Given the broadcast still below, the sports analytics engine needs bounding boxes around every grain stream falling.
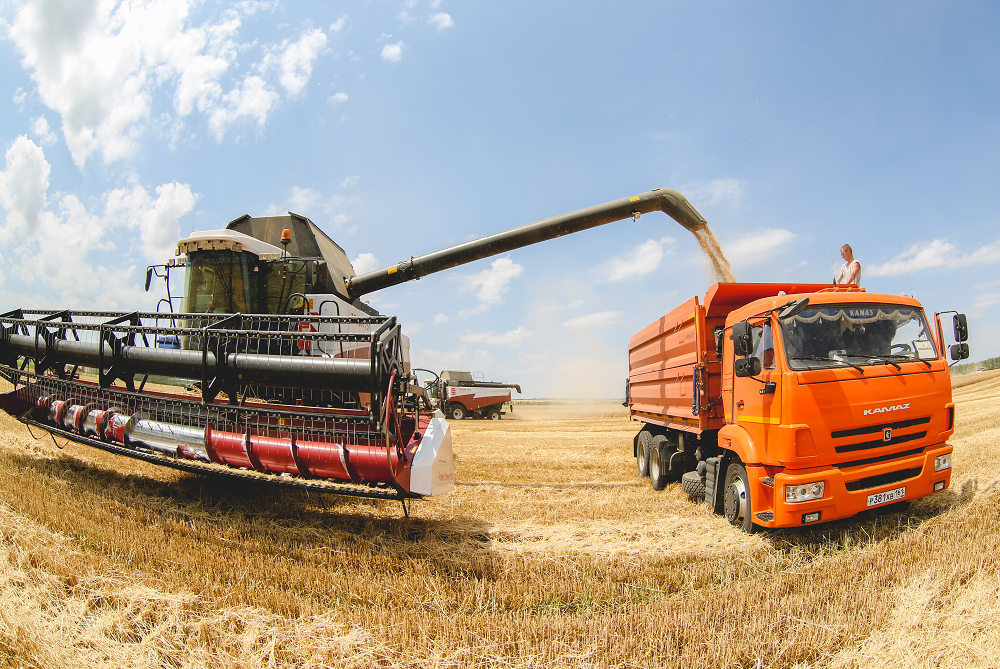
[689,222,736,282]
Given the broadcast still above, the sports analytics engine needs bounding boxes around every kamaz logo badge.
[863,403,910,416]
[883,428,892,442]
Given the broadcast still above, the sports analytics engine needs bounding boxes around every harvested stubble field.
[0,376,998,668]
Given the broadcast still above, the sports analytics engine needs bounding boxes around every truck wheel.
[488,410,501,420]
[681,471,706,497]
[637,432,652,478]
[451,406,465,420]
[723,462,758,533]
[649,436,670,491]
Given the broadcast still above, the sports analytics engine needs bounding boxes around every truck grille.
[830,416,931,453]
[836,447,924,469]
[835,430,927,454]
[845,466,922,492]
[831,416,930,440]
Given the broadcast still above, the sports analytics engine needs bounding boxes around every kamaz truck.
[627,282,969,532]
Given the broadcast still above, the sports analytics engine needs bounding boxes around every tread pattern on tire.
[681,470,706,497]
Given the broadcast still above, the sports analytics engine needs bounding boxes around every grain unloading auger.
[0,188,707,507]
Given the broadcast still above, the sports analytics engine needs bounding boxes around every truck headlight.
[934,454,952,472]
[785,481,825,503]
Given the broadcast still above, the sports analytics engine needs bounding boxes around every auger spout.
[345,188,707,298]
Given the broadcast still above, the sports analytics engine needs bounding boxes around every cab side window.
[751,323,776,370]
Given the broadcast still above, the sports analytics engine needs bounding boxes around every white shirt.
[837,259,861,284]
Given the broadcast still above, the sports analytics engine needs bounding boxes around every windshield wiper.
[880,353,932,369]
[868,357,902,371]
[791,356,865,374]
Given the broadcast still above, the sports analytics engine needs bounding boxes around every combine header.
[0,188,709,508]
[0,309,452,505]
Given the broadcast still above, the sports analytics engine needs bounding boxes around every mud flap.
[704,456,720,509]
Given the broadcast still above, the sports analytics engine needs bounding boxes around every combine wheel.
[637,431,652,478]
[487,410,501,421]
[649,435,670,491]
[681,471,706,498]
[723,462,757,533]
[451,406,466,420]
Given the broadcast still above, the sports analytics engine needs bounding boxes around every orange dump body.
[628,283,955,529]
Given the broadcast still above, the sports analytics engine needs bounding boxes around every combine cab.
[0,189,710,508]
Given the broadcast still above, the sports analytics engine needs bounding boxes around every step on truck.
[627,282,970,532]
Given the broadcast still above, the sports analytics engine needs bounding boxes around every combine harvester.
[417,370,521,420]
[0,189,708,510]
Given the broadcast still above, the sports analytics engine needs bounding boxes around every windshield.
[183,250,256,314]
[779,303,938,370]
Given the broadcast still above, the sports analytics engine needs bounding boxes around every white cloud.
[340,175,360,187]
[683,178,747,207]
[328,92,348,106]
[207,75,278,142]
[266,186,350,230]
[279,29,327,96]
[434,312,448,324]
[973,292,1000,311]
[414,345,494,371]
[9,0,302,166]
[451,256,523,307]
[722,228,795,266]
[430,0,442,8]
[381,42,405,62]
[0,136,49,245]
[31,117,57,145]
[866,239,1000,277]
[352,252,380,274]
[0,136,195,307]
[460,326,533,347]
[428,13,454,31]
[596,237,675,282]
[330,15,348,32]
[10,0,244,167]
[562,311,624,328]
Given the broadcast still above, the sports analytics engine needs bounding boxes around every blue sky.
[0,0,997,397]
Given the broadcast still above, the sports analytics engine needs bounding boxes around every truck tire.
[451,406,465,420]
[637,431,652,478]
[723,462,758,533]
[488,410,501,420]
[649,436,670,491]
[681,470,706,497]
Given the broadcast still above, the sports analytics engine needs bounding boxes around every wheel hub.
[725,478,748,524]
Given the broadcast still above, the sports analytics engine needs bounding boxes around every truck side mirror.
[950,343,970,361]
[954,314,968,342]
[730,322,752,357]
[145,267,154,292]
[735,357,762,377]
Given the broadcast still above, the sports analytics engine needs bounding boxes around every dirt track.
[0,382,997,667]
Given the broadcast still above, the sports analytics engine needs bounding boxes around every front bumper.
[756,442,953,528]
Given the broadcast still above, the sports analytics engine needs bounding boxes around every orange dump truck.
[627,283,970,532]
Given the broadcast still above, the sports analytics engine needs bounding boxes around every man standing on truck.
[836,244,862,285]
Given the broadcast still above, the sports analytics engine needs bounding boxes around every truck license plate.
[867,486,906,507]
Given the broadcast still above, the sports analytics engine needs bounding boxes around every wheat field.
[0,374,998,668]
